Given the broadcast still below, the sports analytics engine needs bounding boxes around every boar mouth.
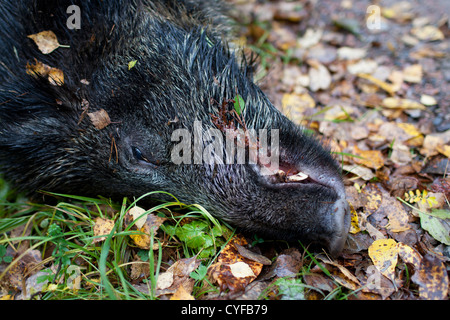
[253,161,351,257]
[258,162,328,189]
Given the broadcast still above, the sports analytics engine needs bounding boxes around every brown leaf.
[27,30,61,54]
[92,217,115,243]
[88,109,111,130]
[153,257,201,297]
[316,255,360,291]
[411,254,449,300]
[264,248,302,279]
[234,243,272,265]
[7,249,43,291]
[208,234,263,292]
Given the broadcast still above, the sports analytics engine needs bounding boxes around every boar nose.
[327,197,351,257]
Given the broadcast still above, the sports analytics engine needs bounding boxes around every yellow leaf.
[352,145,384,170]
[349,205,361,234]
[382,97,426,110]
[368,239,398,281]
[281,92,315,125]
[26,59,64,86]
[27,30,61,54]
[357,73,396,95]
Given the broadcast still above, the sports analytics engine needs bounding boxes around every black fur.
[0,0,350,255]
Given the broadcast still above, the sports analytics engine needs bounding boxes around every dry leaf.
[347,59,377,75]
[308,62,331,91]
[92,217,115,243]
[27,30,61,54]
[352,145,384,170]
[411,25,444,41]
[234,243,272,265]
[337,47,366,60]
[26,59,64,86]
[88,109,111,130]
[420,94,437,106]
[281,92,315,125]
[156,271,174,290]
[357,73,396,95]
[397,242,422,270]
[411,254,449,300]
[343,164,375,181]
[402,64,422,83]
[208,234,263,292]
[126,210,167,250]
[381,97,426,110]
[349,205,361,234]
[128,206,147,229]
[263,248,302,279]
[170,284,195,300]
[229,262,255,278]
[368,238,398,282]
[297,28,322,48]
[316,255,360,291]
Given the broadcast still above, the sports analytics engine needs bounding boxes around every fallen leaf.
[208,234,263,292]
[411,254,449,300]
[402,64,422,83]
[384,196,411,232]
[7,249,43,291]
[368,239,398,282]
[343,164,375,181]
[420,131,450,157]
[170,284,195,300]
[337,47,366,60]
[420,94,437,106]
[156,271,174,290]
[297,28,322,48]
[347,59,377,75]
[281,92,315,125]
[234,243,272,265]
[26,59,64,86]
[263,248,302,279]
[362,183,383,215]
[352,145,384,170]
[411,25,445,41]
[381,97,426,110]
[397,242,422,270]
[126,209,167,250]
[316,255,360,291]
[92,217,115,243]
[308,61,331,91]
[357,73,396,95]
[418,211,450,245]
[88,109,111,130]
[27,30,61,54]
[128,206,147,229]
[349,205,361,234]
[229,261,255,278]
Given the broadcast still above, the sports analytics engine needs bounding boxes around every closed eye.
[132,146,152,163]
